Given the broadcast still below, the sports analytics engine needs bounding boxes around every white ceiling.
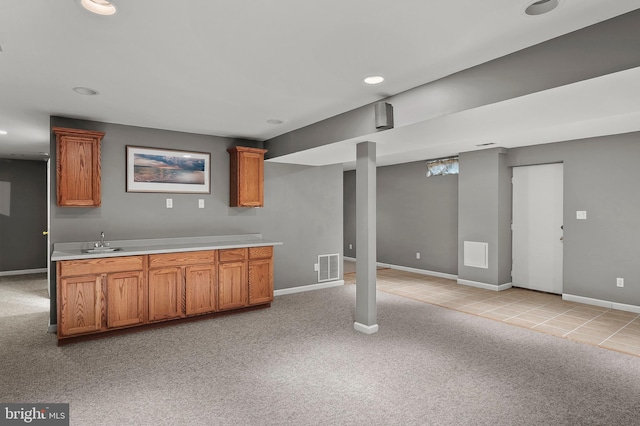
[1,0,640,162]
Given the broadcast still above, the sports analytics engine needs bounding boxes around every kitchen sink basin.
[82,247,123,254]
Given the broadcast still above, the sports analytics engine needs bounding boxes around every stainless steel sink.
[82,247,123,254]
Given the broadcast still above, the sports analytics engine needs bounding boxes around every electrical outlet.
[166,198,173,208]
[349,244,353,250]
[198,199,204,208]
[617,278,624,288]
[416,252,420,259]
[314,263,319,272]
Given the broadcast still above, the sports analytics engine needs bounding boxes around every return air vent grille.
[318,254,340,282]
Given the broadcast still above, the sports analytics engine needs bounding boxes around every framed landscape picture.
[126,146,211,193]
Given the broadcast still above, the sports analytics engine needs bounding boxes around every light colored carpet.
[2,275,640,425]
[0,273,49,318]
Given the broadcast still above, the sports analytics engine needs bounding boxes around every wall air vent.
[318,254,340,282]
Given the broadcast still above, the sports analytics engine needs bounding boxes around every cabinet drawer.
[149,250,215,268]
[219,248,246,262]
[249,246,273,260]
[59,255,144,277]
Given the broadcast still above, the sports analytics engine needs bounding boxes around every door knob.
[42,231,48,236]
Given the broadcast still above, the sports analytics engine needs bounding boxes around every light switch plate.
[166,198,173,209]
[576,211,587,220]
[198,199,204,208]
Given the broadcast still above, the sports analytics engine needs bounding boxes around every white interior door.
[512,163,563,294]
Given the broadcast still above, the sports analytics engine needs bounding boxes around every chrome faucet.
[95,231,108,248]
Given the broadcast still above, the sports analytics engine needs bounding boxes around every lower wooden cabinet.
[148,267,183,322]
[58,274,102,337]
[56,247,274,342]
[185,264,217,316]
[249,247,274,305]
[218,260,248,311]
[106,271,145,329]
[57,255,145,338]
[218,247,274,310]
[148,251,217,320]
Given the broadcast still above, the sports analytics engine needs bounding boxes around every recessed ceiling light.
[73,87,99,96]
[266,119,283,125]
[0,130,7,135]
[364,76,384,85]
[80,0,117,15]
[524,0,559,16]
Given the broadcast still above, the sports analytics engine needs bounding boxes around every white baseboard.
[274,280,344,296]
[457,279,512,292]
[563,294,640,314]
[354,322,379,334]
[611,302,640,314]
[343,257,457,281]
[376,262,458,280]
[0,268,47,277]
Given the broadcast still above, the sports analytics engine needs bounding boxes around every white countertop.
[51,234,282,261]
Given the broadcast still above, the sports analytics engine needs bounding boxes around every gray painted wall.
[344,160,458,275]
[497,151,513,285]
[457,148,512,286]
[0,159,48,272]
[264,162,344,289]
[343,170,356,259]
[49,117,342,325]
[345,132,640,308]
[508,133,640,305]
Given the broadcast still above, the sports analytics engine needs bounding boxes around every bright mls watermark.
[0,404,68,426]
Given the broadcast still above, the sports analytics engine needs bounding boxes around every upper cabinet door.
[227,146,267,207]
[53,127,104,207]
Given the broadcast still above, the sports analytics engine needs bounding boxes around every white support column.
[354,141,378,334]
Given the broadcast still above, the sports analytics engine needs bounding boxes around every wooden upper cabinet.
[53,127,104,207]
[227,146,267,207]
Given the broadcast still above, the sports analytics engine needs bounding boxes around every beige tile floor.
[344,264,640,357]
